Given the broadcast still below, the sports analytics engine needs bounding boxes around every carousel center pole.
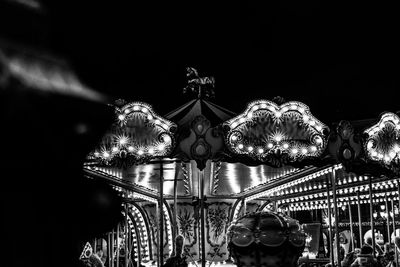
[200,169,206,267]
[357,192,363,248]
[325,173,334,265]
[368,176,376,258]
[331,168,341,267]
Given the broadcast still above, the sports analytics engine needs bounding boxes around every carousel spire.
[183,67,215,99]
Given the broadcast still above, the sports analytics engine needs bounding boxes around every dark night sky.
[2,0,399,124]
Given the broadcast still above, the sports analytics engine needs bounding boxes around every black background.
[2,0,399,123]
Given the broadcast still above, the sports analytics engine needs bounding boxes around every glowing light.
[239,117,246,123]
[141,107,148,113]
[298,107,305,113]
[367,140,374,149]
[394,145,400,152]
[148,148,154,154]
[247,146,254,152]
[309,120,316,126]
[103,151,110,158]
[158,143,165,151]
[163,135,171,143]
[137,150,144,155]
[231,135,238,141]
[231,122,238,128]
[371,150,377,157]
[315,136,323,144]
[290,104,297,110]
[128,146,134,152]
[291,148,298,154]
[94,152,100,157]
[154,119,160,124]
[124,109,130,114]
[252,105,259,111]
[112,146,119,152]
[267,143,273,148]
[389,151,396,158]
[118,114,125,121]
[133,105,140,111]
[283,143,289,149]
[247,112,253,119]
[384,155,391,162]
[316,125,323,131]
[238,144,244,149]
[147,114,153,120]
[303,115,309,122]
[274,134,283,142]
[118,136,129,145]
[258,148,264,154]
[275,112,282,118]
[301,148,308,154]
[310,146,317,152]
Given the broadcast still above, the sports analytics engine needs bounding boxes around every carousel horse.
[227,211,305,267]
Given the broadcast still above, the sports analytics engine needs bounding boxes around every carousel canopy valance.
[88,101,177,166]
[223,99,329,167]
[364,112,400,167]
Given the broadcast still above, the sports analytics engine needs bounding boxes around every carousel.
[77,68,400,267]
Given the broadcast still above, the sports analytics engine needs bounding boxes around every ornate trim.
[224,100,329,166]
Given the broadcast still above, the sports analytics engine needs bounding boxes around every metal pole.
[357,192,363,248]
[125,205,129,267]
[385,193,391,244]
[348,201,355,251]
[159,161,164,266]
[331,168,341,267]
[392,199,398,267]
[200,170,206,267]
[173,165,178,254]
[108,233,111,267]
[369,176,376,258]
[111,228,115,267]
[326,174,334,265]
[116,224,120,267]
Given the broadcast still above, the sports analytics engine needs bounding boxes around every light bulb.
[118,114,125,121]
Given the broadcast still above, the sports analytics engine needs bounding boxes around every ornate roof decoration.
[364,112,400,167]
[88,101,177,166]
[223,99,329,166]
